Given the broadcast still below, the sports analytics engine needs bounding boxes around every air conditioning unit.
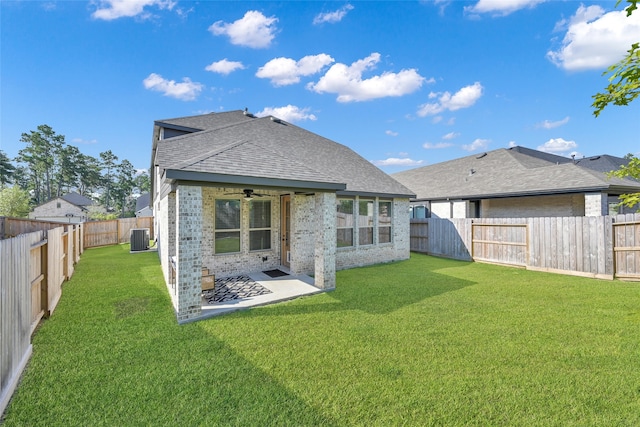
[130,228,149,252]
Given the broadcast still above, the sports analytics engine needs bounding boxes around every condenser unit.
[130,228,150,252]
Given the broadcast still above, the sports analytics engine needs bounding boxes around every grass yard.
[2,246,640,426]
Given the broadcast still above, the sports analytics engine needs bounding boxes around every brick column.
[314,192,336,290]
[175,185,202,323]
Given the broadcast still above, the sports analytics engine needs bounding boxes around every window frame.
[378,200,393,244]
[358,198,374,246]
[249,199,272,252]
[336,198,355,248]
[214,198,241,254]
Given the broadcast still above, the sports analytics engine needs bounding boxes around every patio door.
[281,195,291,268]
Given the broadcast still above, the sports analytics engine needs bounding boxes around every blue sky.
[1,0,639,175]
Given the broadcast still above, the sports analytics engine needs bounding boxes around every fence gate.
[613,219,640,280]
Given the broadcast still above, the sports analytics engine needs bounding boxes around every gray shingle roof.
[61,192,93,207]
[136,193,150,211]
[154,111,414,197]
[392,147,640,201]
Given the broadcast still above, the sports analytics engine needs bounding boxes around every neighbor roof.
[153,110,414,198]
[392,146,640,201]
[135,193,150,212]
[61,192,94,207]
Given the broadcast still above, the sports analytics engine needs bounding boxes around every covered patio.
[198,269,323,320]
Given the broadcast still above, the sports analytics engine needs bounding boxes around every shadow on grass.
[3,244,338,426]
[256,253,477,317]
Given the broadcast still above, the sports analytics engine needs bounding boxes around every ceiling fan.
[224,189,266,200]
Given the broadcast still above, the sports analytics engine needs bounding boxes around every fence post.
[40,232,49,317]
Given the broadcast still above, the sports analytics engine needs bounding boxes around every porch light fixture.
[244,195,253,201]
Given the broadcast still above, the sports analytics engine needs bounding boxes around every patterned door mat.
[202,275,272,303]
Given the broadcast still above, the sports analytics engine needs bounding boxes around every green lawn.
[3,246,639,426]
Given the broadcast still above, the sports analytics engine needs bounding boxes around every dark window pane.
[250,200,271,228]
[215,231,240,253]
[215,200,240,229]
[250,230,271,251]
[379,227,391,244]
[359,227,373,245]
[337,228,353,247]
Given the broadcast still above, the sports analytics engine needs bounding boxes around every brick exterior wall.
[175,185,202,322]
[336,198,411,270]
[30,198,88,222]
[201,187,282,277]
[481,194,585,218]
[584,192,607,216]
[314,192,336,289]
[290,194,315,274]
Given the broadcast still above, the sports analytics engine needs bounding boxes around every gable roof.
[136,193,150,212]
[61,192,93,207]
[153,110,414,198]
[392,146,640,201]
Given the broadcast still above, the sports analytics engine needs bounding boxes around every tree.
[99,150,118,211]
[133,171,150,194]
[112,159,136,217]
[608,155,640,210]
[592,0,640,117]
[0,186,31,217]
[16,124,65,204]
[0,150,16,186]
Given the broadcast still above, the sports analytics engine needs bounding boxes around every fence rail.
[410,214,640,280]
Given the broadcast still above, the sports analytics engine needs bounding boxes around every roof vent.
[469,168,476,176]
[476,153,487,159]
[589,156,601,161]
[243,108,255,118]
[270,116,282,123]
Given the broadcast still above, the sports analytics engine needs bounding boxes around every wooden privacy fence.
[0,223,81,415]
[83,216,154,248]
[410,213,640,280]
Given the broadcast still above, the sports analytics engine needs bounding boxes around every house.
[135,193,153,217]
[29,192,94,223]
[392,146,640,219]
[151,110,414,323]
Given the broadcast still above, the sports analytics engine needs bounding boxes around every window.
[249,200,271,251]
[336,199,354,247]
[378,201,392,244]
[358,199,374,245]
[214,199,240,254]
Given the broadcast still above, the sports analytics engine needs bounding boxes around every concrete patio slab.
[197,271,324,320]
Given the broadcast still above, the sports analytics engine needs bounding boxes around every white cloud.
[442,131,460,140]
[462,138,490,151]
[508,141,517,147]
[92,0,175,20]
[423,142,454,149]
[313,4,354,25]
[308,53,427,102]
[209,10,278,49]
[205,59,245,75]
[255,105,317,122]
[464,0,546,16]
[385,130,399,137]
[256,54,335,86]
[536,116,570,129]
[143,73,203,101]
[373,157,424,167]
[537,137,577,154]
[547,5,640,71]
[72,138,98,145]
[417,82,483,116]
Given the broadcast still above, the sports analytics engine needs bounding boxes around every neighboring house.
[30,192,95,223]
[135,193,153,217]
[392,146,640,219]
[151,110,414,323]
